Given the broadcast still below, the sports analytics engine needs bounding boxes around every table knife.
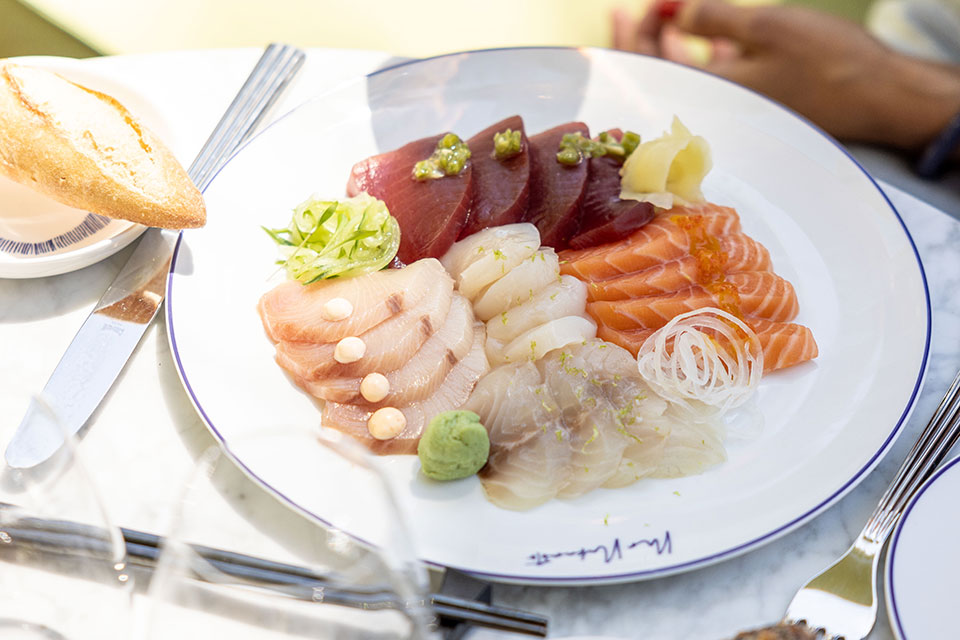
[5,44,305,469]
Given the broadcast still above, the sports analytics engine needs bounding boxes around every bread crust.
[0,62,205,229]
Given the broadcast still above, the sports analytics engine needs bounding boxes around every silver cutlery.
[5,44,305,469]
[777,368,960,640]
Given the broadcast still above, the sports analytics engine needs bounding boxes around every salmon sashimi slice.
[596,317,818,373]
[568,154,655,250]
[559,203,742,281]
[321,327,489,455]
[523,122,590,248]
[347,133,473,263]
[584,234,772,301]
[273,273,453,381]
[258,258,450,343]
[299,296,475,404]
[586,271,799,331]
[459,115,531,238]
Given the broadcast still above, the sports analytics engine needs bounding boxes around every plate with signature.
[166,48,929,584]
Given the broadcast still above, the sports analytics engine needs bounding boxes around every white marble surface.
[1,49,959,639]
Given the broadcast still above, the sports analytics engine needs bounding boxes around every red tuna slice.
[523,122,590,249]
[569,154,655,250]
[347,134,473,263]
[459,115,531,238]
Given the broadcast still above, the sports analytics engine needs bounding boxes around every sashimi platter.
[167,49,929,583]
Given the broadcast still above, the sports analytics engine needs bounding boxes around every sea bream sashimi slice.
[465,364,571,511]
[459,115,531,238]
[568,153,655,250]
[346,133,473,263]
[596,317,818,373]
[584,234,772,301]
[586,271,800,331]
[559,203,742,281]
[299,295,475,404]
[440,223,540,300]
[258,258,450,343]
[523,122,590,249]
[486,315,597,365]
[273,271,454,381]
[320,327,489,455]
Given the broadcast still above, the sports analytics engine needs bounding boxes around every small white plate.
[167,48,930,584]
[0,57,182,278]
[886,454,960,640]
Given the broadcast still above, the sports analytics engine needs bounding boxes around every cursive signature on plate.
[526,531,672,567]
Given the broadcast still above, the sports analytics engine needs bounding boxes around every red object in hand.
[658,0,684,20]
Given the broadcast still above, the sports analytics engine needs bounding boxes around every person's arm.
[612,0,960,152]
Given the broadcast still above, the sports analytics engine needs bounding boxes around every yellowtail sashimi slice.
[303,295,474,404]
[259,258,449,342]
[274,273,453,381]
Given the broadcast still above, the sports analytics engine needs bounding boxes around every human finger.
[674,0,760,45]
[612,6,660,56]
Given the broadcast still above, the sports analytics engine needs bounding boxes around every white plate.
[886,455,960,640]
[0,57,182,278]
[166,48,929,584]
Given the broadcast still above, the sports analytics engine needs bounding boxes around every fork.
[780,367,960,640]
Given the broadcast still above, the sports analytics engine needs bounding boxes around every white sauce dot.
[322,297,353,322]
[334,336,366,363]
[360,373,390,403]
[367,407,406,440]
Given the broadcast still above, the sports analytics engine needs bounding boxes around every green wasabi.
[418,410,489,481]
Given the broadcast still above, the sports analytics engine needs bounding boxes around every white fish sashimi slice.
[472,248,560,321]
[486,275,588,343]
[648,406,726,478]
[539,345,629,498]
[259,258,448,342]
[321,326,489,456]
[440,224,540,300]
[274,274,453,381]
[301,295,474,404]
[466,364,570,511]
[493,315,597,364]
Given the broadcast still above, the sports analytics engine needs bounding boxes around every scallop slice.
[303,295,474,404]
[486,275,587,343]
[440,223,540,300]
[274,274,453,381]
[490,315,597,365]
[472,248,560,321]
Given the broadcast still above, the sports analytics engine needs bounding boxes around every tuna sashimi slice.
[523,122,590,248]
[586,271,799,331]
[596,317,818,373]
[459,115,531,238]
[299,296,475,404]
[273,272,453,381]
[559,203,742,281]
[320,326,489,455]
[347,133,473,263]
[568,155,655,250]
[584,234,772,301]
[258,258,449,343]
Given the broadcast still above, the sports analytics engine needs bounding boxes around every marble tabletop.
[1,48,959,639]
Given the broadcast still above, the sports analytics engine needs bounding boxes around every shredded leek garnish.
[264,192,400,284]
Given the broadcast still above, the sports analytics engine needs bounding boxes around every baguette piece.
[0,61,205,229]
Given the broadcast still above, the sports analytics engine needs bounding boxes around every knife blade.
[6,44,305,468]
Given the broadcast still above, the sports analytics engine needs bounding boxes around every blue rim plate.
[166,47,929,584]
[886,454,960,639]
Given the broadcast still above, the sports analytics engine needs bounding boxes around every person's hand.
[612,0,960,151]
